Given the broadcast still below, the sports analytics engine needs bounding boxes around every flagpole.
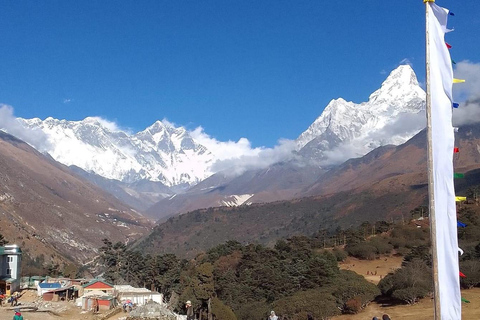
[424,0,441,319]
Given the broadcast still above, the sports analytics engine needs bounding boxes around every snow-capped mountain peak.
[7,65,427,188]
[296,64,426,162]
[368,64,424,109]
[16,117,214,187]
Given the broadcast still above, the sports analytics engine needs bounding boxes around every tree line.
[97,201,480,319]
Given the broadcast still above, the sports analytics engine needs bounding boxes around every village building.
[79,289,117,311]
[115,285,163,306]
[37,282,62,296]
[20,275,46,290]
[0,244,22,295]
[82,279,115,294]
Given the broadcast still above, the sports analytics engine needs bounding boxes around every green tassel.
[462,297,470,303]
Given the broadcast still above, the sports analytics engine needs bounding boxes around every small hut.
[80,290,116,311]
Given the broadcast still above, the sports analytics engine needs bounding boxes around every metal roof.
[0,245,22,255]
[82,279,114,288]
[38,282,62,289]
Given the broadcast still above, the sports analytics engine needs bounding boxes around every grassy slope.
[332,288,480,320]
[334,256,480,319]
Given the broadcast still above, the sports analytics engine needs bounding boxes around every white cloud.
[63,98,73,104]
[451,61,480,126]
[210,139,299,176]
[190,126,298,176]
[86,116,123,132]
[190,126,263,161]
[321,142,369,167]
[0,104,51,152]
[399,58,413,67]
[453,100,480,126]
[454,60,480,101]
[321,112,425,167]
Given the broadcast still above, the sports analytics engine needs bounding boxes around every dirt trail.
[0,290,128,320]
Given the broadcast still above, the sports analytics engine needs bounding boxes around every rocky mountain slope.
[17,117,214,187]
[0,131,152,264]
[133,124,480,257]
[9,66,425,205]
[297,64,425,163]
[144,65,427,219]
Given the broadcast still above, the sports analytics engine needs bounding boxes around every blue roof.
[39,282,62,289]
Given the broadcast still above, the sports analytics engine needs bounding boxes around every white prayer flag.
[428,2,461,319]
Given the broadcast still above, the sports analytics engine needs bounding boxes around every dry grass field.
[339,256,404,285]
[332,287,480,320]
[335,256,480,319]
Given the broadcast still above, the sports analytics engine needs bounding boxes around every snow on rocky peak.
[296,64,426,162]
[10,65,427,188]
[220,194,254,207]
[17,117,215,187]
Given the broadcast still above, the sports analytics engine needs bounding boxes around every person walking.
[13,309,24,320]
[186,300,194,320]
[269,310,278,320]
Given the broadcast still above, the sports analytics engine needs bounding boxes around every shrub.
[332,248,348,262]
[392,287,429,304]
[344,297,362,314]
[378,259,432,304]
[332,270,380,313]
[235,301,270,320]
[272,289,340,320]
[345,243,377,260]
[459,260,480,289]
[369,237,393,255]
[211,297,237,320]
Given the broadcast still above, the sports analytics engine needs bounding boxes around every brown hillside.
[305,125,480,198]
[134,124,480,257]
[0,131,152,264]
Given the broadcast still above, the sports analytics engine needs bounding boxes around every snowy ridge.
[18,117,215,187]
[220,194,254,207]
[11,65,427,188]
[296,65,426,156]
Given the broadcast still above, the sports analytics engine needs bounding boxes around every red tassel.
[446,42,452,49]
[460,272,466,278]
[454,147,459,153]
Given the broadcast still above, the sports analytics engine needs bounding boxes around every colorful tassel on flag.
[458,247,464,255]
[446,42,452,49]
[462,298,470,303]
[454,127,459,132]
[455,196,467,202]
[454,173,465,178]
[457,221,467,228]
[460,272,466,278]
[453,102,459,108]
[451,59,457,64]
[449,11,455,16]
[454,147,459,153]
[453,78,466,83]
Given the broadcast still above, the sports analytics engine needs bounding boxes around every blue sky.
[0,0,479,148]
